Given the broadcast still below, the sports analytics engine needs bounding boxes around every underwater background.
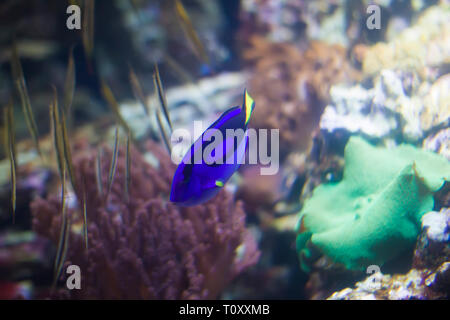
[0,0,449,300]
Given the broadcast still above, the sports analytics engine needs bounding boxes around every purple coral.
[31,141,259,299]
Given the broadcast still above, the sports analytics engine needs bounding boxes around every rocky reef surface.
[297,2,450,300]
[328,208,449,300]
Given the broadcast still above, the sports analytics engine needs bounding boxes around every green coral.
[296,136,450,271]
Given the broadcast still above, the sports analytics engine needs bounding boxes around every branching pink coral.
[31,141,259,299]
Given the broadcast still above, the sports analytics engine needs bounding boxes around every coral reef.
[239,0,434,50]
[386,71,450,141]
[423,128,450,161]
[321,69,450,141]
[328,208,450,299]
[31,141,259,299]
[243,36,358,156]
[239,0,398,46]
[327,265,449,300]
[413,208,450,271]
[360,3,450,77]
[296,136,450,271]
[421,74,450,133]
[239,0,306,43]
[120,72,247,140]
[304,1,348,46]
[1,0,448,302]
[322,3,450,144]
[320,84,398,139]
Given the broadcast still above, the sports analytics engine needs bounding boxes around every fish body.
[170,90,255,206]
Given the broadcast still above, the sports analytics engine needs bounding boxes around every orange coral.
[243,36,359,156]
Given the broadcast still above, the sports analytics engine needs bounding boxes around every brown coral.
[31,141,259,299]
[243,36,359,157]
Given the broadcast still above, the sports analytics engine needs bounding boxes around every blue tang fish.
[170,90,255,206]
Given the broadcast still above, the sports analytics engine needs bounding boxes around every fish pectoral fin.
[215,180,224,187]
[203,180,224,190]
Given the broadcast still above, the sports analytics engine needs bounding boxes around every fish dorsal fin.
[242,89,255,126]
